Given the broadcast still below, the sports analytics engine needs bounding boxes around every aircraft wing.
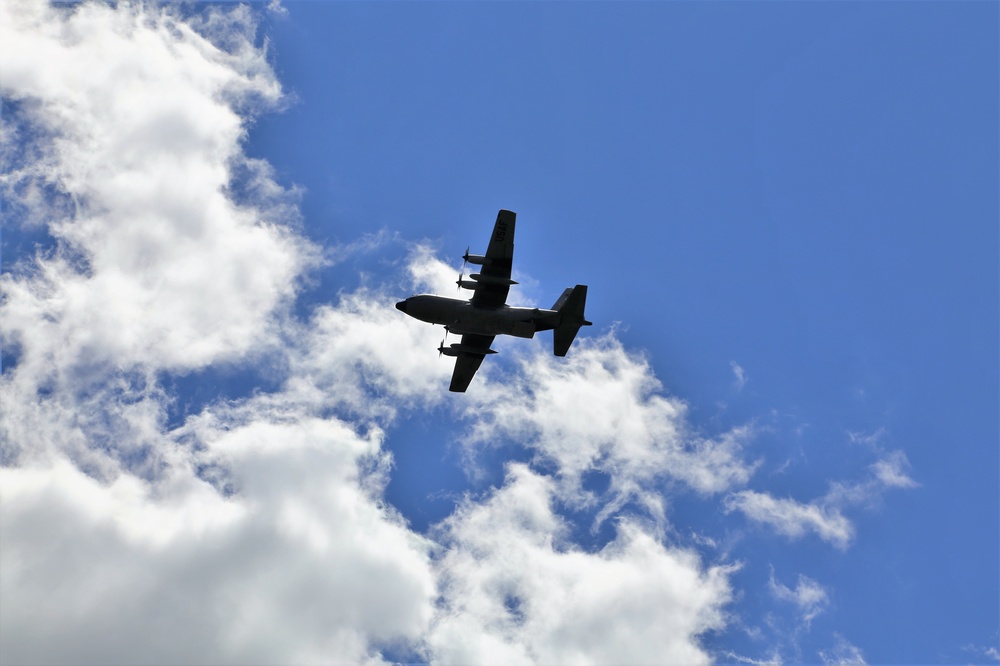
[470,209,516,309]
[448,333,496,392]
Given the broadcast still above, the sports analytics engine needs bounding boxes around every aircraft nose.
[395,300,407,313]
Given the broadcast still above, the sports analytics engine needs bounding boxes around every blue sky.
[1,2,997,664]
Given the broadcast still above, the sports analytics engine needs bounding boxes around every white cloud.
[846,430,918,491]
[721,653,784,666]
[731,361,748,391]
[818,634,867,666]
[0,0,319,388]
[0,2,742,664]
[963,644,1000,663]
[725,490,854,550]
[1,416,436,665]
[462,336,758,524]
[847,428,887,449]
[869,450,918,490]
[287,287,450,418]
[266,0,289,18]
[768,570,830,627]
[428,464,734,665]
[0,2,432,662]
[724,441,917,549]
[276,244,470,419]
[2,2,927,663]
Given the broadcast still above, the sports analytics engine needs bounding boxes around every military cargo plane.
[395,209,592,392]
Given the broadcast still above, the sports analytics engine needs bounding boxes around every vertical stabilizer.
[552,284,592,356]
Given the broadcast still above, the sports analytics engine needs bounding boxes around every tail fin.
[552,285,592,357]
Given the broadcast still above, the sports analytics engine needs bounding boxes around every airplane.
[395,209,592,392]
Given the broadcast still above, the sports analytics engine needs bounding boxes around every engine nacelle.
[470,273,518,286]
[463,252,488,265]
[457,279,483,290]
[439,343,498,357]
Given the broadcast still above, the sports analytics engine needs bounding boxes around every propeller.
[456,271,464,292]
[439,338,445,357]
[462,246,470,270]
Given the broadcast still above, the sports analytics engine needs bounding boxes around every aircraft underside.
[396,296,558,339]
[395,209,590,391]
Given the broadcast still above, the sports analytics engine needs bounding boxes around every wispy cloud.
[724,436,917,549]
[725,490,855,549]
[731,361,748,391]
[768,569,830,628]
[818,634,867,666]
[962,643,1000,663]
[720,650,784,666]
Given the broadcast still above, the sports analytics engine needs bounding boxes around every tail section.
[552,285,592,357]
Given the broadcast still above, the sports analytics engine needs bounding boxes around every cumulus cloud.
[3,1,926,663]
[0,1,321,476]
[428,464,734,665]
[1,2,744,663]
[0,3,434,663]
[288,284,449,418]
[1,416,437,665]
[462,337,758,527]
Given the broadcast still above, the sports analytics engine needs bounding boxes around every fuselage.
[395,295,560,339]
